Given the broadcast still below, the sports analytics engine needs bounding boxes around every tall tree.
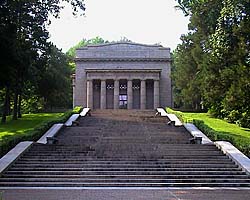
[38,45,72,109]
[0,0,85,122]
[174,0,250,127]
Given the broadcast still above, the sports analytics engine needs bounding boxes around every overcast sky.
[48,0,190,53]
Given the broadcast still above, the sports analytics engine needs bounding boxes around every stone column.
[86,79,93,109]
[100,79,106,109]
[127,80,133,109]
[71,74,76,108]
[154,79,160,109]
[140,79,146,109]
[114,79,119,109]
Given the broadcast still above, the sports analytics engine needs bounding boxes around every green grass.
[180,112,250,139]
[0,113,65,157]
[166,108,250,156]
[0,107,82,157]
[0,113,63,141]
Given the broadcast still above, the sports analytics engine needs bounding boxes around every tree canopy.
[173,0,250,127]
[66,36,108,72]
[0,0,85,122]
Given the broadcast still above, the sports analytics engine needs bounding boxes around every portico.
[73,42,172,109]
[85,70,160,109]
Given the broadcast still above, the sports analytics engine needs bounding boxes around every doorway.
[119,95,127,109]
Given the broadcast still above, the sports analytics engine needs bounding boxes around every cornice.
[85,69,162,73]
[74,58,171,62]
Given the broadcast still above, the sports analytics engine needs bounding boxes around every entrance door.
[119,95,127,109]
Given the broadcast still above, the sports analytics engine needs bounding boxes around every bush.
[166,107,250,157]
[72,106,82,114]
[193,119,250,156]
[0,106,83,157]
[237,112,250,128]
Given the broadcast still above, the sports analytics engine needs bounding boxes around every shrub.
[237,112,250,128]
[193,119,250,156]
[0,106,83,157]
[166,107,250,157]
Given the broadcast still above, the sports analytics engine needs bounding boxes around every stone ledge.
[156,108,168,116]
[0,141,33,174]
[37,123,64,144]
[65,114,80,127]
[184,123,213,144]
[156,108,182,126]
[74,58,171,62]
[80,108,91,117]
[215,141,250,175]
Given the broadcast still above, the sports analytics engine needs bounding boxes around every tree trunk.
[1,85,10,123]
[17,93,22,118]
[12,87,18,120]
[7,95,11,116]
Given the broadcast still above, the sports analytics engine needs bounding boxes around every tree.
[0,0,85,123]
[38,45,72,109]
[174,0,250,127]
[172,34,203,110]
[66,36,108,72]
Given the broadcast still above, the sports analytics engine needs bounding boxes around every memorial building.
[73,42,172,109]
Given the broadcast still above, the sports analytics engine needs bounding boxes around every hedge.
[0,106,82,157]
[166,107,250,157]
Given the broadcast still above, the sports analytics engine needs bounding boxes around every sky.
[48,0,190,53]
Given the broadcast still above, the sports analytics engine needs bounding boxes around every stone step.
[3,174,248,179]
[22,151,225,155]
[18,157,230,161]
[58,136,190,140]
[15,160,233,164]
[25,147,221,152]
[12,163,237,168]
[5,170,245,175]
[19,155,228,159]
[59,132,189,137]
[31,145,218,151]
[22,151,223,157]
[1,110,248,188]
[0,182,249,187]
[8,167,241,171]
[1,178,250,183]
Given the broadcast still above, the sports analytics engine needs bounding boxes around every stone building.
[73,42,172,109]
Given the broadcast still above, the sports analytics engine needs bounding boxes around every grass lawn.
[182,112,250,139]
[0,113,63,141]
[167,108,250,156]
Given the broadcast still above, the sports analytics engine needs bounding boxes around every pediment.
[76,42,170,60]
[79,42,164,50]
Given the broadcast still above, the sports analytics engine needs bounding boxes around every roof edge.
[77,42,170,50]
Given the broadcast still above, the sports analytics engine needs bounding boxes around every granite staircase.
[0,110,249,187]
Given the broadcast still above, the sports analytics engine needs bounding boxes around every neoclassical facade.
[73,42,172,109]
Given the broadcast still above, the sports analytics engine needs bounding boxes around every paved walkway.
[1,188,250,200]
